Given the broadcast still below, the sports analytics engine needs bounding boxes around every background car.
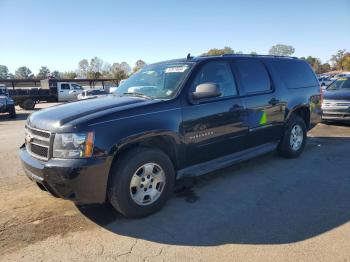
[321,76,350,122]
[318,76,333,89]
[77,89,108,100]
[0,84,16,119]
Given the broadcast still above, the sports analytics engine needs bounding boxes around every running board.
[177,142,278,179]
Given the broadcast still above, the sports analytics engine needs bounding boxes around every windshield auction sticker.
[165,66,188,73]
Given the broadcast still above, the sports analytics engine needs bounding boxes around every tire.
[108,147,175,218]
[22,99,35,110]
[278,114,307,158]
[9,105,16,119]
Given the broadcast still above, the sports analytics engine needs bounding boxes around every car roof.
[152,54,300,65]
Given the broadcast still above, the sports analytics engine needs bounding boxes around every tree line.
[0,58,146,82]
[202,45,350,74]
[1,45,349,80]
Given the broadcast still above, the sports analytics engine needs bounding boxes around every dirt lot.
[1,103,350,262]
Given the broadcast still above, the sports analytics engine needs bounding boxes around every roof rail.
[220,53,298,59]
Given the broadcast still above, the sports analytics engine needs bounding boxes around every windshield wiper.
[123,92,152,99]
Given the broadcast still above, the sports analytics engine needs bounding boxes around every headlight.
[53,132,94,158]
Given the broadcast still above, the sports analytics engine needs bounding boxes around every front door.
[58,83,71,101]
[181,60,248,166]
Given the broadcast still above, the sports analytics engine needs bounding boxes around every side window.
[271,60,318,89]
[235,60,271,94]
[193,61,238,97]
[61,84,70,90]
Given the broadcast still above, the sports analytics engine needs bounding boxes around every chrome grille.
[30,143,49,157]
[25,126,52,161]
[322,100,350,109]
[29,128,51,138]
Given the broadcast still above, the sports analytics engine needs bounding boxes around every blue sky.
[0,0,349,74]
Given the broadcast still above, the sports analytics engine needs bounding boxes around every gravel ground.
[1,103,350,262]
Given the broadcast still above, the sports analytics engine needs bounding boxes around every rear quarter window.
[271,59,318,89]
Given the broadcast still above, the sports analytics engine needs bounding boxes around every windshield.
[327,77,350,90]
[115,62,193,99]
[72,84,83,90]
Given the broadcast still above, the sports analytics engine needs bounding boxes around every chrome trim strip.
[25,130,50,143]
[31,142,49,148]
[249,124,274,132]
[25,125,52,135]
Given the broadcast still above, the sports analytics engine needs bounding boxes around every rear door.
[181,60,248,166]
[232,58,284,147]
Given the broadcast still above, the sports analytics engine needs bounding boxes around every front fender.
[115,130,181,152]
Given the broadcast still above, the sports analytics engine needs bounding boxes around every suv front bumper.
[20,145,112,204]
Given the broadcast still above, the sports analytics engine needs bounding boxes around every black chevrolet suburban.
[20,54,321,218]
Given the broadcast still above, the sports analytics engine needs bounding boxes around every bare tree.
[78,59,89,78]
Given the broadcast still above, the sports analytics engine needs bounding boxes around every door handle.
[269,98,279,106]
[231,104,243,111]
[59,91,64,93]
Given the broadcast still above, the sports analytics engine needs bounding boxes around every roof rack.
[220,53,298,59]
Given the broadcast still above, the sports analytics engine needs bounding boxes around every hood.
[323,89,350,101]
[27,95,156,131]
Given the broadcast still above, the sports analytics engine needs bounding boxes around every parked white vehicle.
[329,73,350,82]
[60,82,85,101]
[40,80,85,102]
[77,89,108,100]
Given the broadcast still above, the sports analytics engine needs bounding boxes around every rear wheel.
[108,147,175,218]
[21,99,35,110]
[278,115,307,158]
[8,105,16,119]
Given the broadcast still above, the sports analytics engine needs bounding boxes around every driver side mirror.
[192,83,221,100]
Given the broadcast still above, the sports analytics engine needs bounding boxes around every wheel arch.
[116,134,180,169]
[286,105,311,129]
[105,132,180,202]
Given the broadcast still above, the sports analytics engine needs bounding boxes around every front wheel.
[108,147,175,218]
[278,115,307,158]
